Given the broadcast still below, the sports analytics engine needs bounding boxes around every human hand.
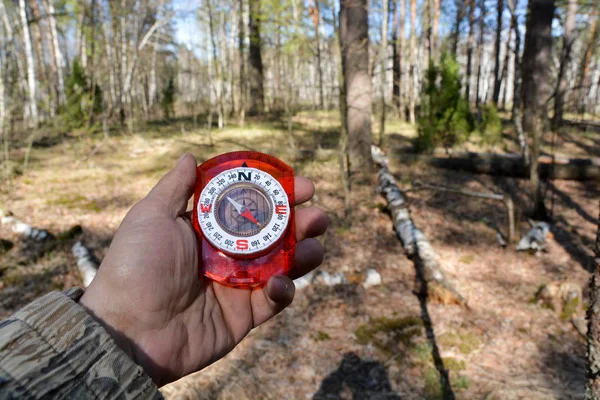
[79,154,328,386]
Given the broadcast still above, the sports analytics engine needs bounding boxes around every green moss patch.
[355,316,423,353]
[310,331,331,341]
[47,194,101,212]
[438,331,481,355]
[458,255,474,264]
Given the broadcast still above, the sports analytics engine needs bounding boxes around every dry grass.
[1,112,598,399]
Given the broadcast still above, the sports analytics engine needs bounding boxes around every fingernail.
[177,153,188,165]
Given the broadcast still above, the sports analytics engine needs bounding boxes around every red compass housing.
[192,151,295,288]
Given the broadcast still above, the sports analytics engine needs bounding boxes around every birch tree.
[19,0,38,127]
[408,0,416,123]
[465,0,475,104]
[378,0,389,144]
[46,0,66,108]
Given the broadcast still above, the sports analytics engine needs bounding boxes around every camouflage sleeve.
[0,287,162,399]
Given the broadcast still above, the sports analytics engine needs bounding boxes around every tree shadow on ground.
[557,130,600,158]
[539,335,585,398]
[547,181,600,226]
[313,352,401,400]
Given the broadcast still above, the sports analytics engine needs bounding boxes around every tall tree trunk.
[208,1,225,128]
[574,7,598,114]
[408,0,416,123]
[379,0,389,145]
[424,0,432,63]
[451,0,466,58]
[309,0,324,109]
[498,26,512,110]
[432,0,440,59]
[392,0,403,119]
[492,0,504,104]
[86,0,97,127]
[78,3,88,69]
[331,0,351,218]
[29,0,52,120]
[465,0,475,104]
[521,0,555,220]
[248,0,264,114]
[98,3,116,110]
[475,0,485,107]
[586,201,600,399]
[119,0,127,125]
[551,0,577,129]
[507,0,526,159]
[340,0,373,182]
[19,0,38,128]
[238,0,246,124]
[46,0,66,108]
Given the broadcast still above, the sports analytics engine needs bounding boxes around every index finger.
[294,177,315,206]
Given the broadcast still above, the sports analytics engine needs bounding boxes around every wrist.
[78,290,138,369]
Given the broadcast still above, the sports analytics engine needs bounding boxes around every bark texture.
[574,8,598,114]
[408,0,416,123]
[19,0,38,127]
[392,0,405,119]
[492,0,504,104]
[475,0,485,107]
[507,0,526,159]
[248,0,264,114]
[340,0,373,180]
[465,0,475,104]
[378,0,389,145]
[586,201,600,399]
[520,0,555,219]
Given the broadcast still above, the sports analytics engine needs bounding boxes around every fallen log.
[1,209,97,287]
[372,146,469,308]
[0,210,53,241]
[72,241,98,287]
[389,149,600,181]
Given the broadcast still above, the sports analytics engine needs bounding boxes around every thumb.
[146,153,197,217]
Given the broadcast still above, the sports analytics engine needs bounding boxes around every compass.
[192,152,295,288]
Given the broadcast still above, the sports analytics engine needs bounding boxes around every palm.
[80,154,327,386]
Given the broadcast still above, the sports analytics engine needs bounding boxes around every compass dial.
[198,166,291,256]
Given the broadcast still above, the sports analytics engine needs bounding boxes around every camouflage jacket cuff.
[0,288,162,399]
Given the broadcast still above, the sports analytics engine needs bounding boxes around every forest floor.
[0,111,598,399]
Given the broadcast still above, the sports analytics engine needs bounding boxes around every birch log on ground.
[586,200,600,399]
[72,241,98,287]
[372,146,468,307]
[0,210,53,241]
[0,209,97,287]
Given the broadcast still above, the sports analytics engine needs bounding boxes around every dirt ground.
[0,112,598,399]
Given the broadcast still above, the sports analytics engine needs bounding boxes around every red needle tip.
[240,209,260,226]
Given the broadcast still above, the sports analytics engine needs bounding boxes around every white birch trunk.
[149,42,157,107]
[19,0,38,127]
[46,0,66,106]
[372,147,468,307]
[72,241,98,287]
[408,0,416,124]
